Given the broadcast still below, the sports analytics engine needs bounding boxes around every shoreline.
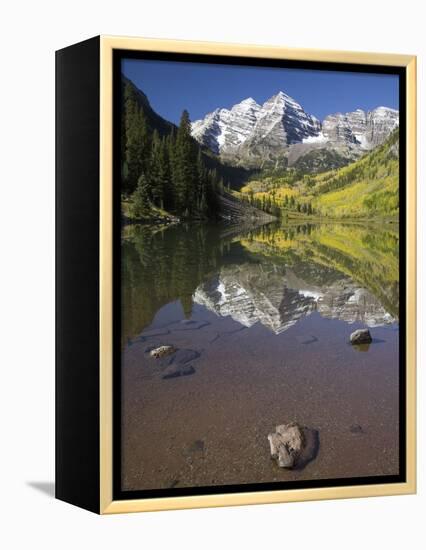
[122,214,400,229]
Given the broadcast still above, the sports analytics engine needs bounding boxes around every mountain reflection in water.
[121,221,399,345]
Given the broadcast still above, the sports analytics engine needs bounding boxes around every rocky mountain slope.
[191,97,263,154]
[191,92,398,169]
[192,91,321,158]
[322,107,399,149]
[218,193,276,224]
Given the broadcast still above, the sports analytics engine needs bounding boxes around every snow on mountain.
[191,98,262,154]
[366,106,399,147]
[191,108,230,154]
[191,91,321,155]
[302,132,328,144]
[251,91,321,145]
[191,91,399,160]
[322,107,399,149]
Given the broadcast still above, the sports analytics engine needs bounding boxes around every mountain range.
[121,75,400,221]
[194,262,395,335]
[191,91,399,168]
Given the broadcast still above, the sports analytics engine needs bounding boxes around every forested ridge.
[122,80,223,220]
[239,128,399,220]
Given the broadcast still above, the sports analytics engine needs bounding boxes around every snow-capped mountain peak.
[191,90,399,161]
[238,97,260,107]
[251,91,322,145]
[191,91,322,155]
[191,96,262,154]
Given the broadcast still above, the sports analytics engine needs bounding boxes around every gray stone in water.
[149,345,176,359]
[350,328,372,345]
[268,422,305,469]
[162,364,195,380]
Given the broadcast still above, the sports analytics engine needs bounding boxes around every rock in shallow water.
[149,345,176,359]
[350,329,372,345]
[268,422,319,469]
[268,423,305,468]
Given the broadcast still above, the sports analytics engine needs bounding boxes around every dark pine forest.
[121,80,225,220]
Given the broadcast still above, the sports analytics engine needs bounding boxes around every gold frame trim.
[99,36,416,514]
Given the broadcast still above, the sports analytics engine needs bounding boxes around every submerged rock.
[350,328,372,345]
[162,364,195,379]
[171,349,200,364]
[171,320,210,331]
[185,439,205,459]
[149,345,176,359]
[141,327,170,338]
[145,346,201,377]
[350,424,364,434]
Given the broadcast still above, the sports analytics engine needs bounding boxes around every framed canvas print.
[55,36,416,514]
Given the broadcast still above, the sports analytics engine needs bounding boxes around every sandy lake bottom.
[121,303,399,490]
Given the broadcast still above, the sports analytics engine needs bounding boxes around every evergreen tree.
[165,131,177,210]
[174,110,198,215]
[149,130,164,208]
[159,137,173,211]
[196,150,208,216]
[205,169,220,217]
[124,85,151,195]
[130,172,151,218]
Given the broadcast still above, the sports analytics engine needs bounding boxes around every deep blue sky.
[122,58,399,124]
